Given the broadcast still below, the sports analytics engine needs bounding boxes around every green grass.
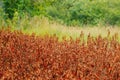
[19,17,120,41]
[1,16,120,41]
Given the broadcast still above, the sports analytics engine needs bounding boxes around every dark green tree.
[2,0,41,19]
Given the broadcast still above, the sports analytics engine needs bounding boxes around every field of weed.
[1,16,120,41]
[15,17,119,41]
[0,29,120,79]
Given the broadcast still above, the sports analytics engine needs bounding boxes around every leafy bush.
[0,6,5,28]
[0,29,120,79]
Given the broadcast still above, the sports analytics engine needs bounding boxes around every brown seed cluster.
[0,29,120,80]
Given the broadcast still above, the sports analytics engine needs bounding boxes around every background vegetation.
[0,0,120,28]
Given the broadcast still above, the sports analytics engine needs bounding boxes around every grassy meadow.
[12,17,120,41]
[1,16,120,41]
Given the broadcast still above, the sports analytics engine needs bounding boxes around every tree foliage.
[1,0,120,26]
[2,0,49,19]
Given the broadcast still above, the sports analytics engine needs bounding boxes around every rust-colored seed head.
[0,29,120,80]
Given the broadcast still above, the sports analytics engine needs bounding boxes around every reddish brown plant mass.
[0,29,120,80]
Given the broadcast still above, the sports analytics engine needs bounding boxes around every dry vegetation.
[0,29,120,80]
[21,17,120,41]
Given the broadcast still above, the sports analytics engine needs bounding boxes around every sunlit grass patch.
[21,17,120,41]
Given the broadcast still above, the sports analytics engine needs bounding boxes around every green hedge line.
[1,0,120,26]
